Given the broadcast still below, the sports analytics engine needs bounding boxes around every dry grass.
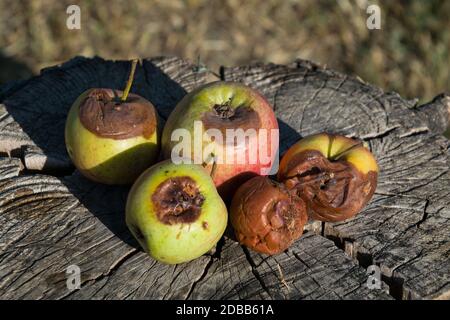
[0,0,449,102]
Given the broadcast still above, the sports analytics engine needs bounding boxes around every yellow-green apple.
[161,81,279,200]
[230,176,307,255]
[278,133,378,222]
[65,88,159,184]
[126,160,228,264]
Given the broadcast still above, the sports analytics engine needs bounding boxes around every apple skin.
[65,88,159,185]
[125,160,228,264]
[161,81,278,200]
[278,133,378,222]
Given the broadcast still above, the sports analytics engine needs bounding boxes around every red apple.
[161,81,279,200]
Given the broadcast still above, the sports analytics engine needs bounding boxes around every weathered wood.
[0,159,389,300]
[413,94,450,136]
[0,56,448,300]
[223,60,450,299]
[187,234,391,300]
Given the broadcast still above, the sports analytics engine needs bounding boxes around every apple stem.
[327,135,335,159]
[210,157,217,178]
[202,153,217,178]
[121,59,138,102]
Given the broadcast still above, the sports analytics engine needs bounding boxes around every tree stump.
[0,57,448,300]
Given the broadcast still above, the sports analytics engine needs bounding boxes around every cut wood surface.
[0,57,448,300]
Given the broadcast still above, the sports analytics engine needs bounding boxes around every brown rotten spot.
[201,102,261,139]
[79,88,157,140]
[151,176,205,225]
[65,60,160,185]
[277,133,379,222]
[230,176,308,255]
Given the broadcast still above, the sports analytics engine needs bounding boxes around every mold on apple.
[151,176,205,225]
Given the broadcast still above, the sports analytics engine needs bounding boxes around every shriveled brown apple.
[230,176,307,255]
[277,133,378,222]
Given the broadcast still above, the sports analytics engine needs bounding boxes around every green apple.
[126,160,228,264]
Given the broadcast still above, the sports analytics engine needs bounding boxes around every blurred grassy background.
[0,0,449,102]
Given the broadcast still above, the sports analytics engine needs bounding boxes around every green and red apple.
[126,160,228,264]
[161,81,279,200]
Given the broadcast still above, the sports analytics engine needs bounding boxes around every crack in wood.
[58,249,138,300]
[184,237,225,300]
[242,246,273,299]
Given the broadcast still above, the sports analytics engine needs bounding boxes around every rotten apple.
[230,176,308,255]
[277,133,378,222]
[126,160,228,264]
[65,60,159,184]
[161,81,279,200]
